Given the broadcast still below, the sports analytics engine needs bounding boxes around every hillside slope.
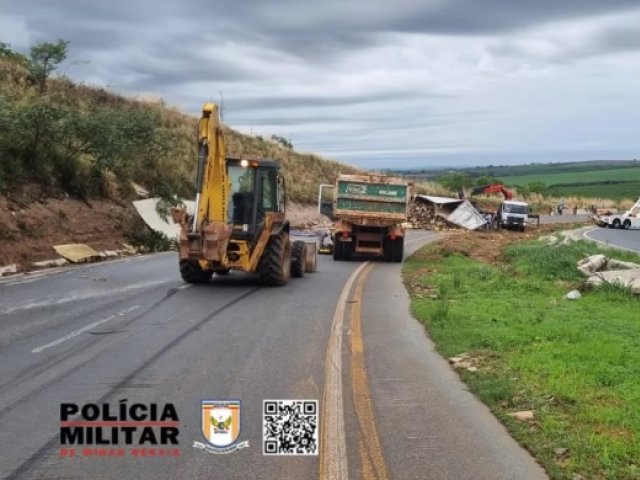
[0,56,360,268]
[0,56,361,203]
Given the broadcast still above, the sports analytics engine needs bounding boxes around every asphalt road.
[584,227,640,252]
[0,231,546,480]
[536,213,590,225]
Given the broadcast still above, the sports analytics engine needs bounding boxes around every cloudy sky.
[3,1,640,168]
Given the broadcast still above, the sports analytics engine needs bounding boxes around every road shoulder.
[359,257,547,479]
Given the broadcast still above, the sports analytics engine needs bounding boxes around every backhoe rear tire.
[180,260,213,284]
[259,231,292,286]
[291,241,306,278]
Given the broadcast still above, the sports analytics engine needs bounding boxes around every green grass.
[502,168,640,187]
[404,241,640,480]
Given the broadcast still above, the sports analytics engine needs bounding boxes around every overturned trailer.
[411,195,487,230]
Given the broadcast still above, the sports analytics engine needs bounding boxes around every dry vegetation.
[412,179,634,215]
[0,56,362,204]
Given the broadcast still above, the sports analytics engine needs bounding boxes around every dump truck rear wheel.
[612,219,621,229]
[623,220,631,229]
[180,261,213,284]
[393,238,404,262]
[291,241,306,278]
[259,232,292,285]
[333,240,344,260]
[385,237,403,262]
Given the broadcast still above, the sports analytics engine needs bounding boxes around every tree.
[0,41,28,64]
[0,42,12,57]
[437,172,474,192]
[270,134,293,149]
[526,181,548,194]
[29,39,69,92]
[474,176,503,187]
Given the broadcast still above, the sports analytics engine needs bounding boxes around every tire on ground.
[383,236,403,262]
[333,239,342,260]
[623,220,631,229]
[180,260,213,284]
[612,219,621,229]
[334,236,354,261]
[291,240,306,278]
[393,238,404,262]
[258,231,292,285]
[305,244,317,272]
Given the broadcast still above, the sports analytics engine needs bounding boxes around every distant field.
[394,161,640,201]
[502,167,640,186]
[552,181,640,200]
[391,160,640,179]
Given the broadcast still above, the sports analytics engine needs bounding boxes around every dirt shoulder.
[0,186,134,270]
[429,223,581,264]
[0,190,326,271]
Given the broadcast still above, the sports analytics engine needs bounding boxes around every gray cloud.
[3,0,640,167]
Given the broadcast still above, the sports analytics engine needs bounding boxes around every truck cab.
[496,201,529,231]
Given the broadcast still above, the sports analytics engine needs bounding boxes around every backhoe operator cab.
[226,158,285,241]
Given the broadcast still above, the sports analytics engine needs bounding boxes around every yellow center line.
[320,262,371,480]
[349,263,389,480]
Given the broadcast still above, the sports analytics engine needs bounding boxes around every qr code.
[263,400,318,455]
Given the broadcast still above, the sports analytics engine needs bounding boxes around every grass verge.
[403,236,640,480]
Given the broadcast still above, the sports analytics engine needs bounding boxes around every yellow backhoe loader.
[171,103,315,285]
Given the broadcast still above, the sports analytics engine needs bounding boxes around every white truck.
[597,197,640,230]
[495,200,529,232]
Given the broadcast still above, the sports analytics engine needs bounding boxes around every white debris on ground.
[577,254,640,294]
[565,290,582,300]
[132,198,195,240]
[448,353,480,373]
[0,264,18,276]
[53,244,101,263]
[507,410,535,422]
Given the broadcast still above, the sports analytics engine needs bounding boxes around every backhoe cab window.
[261,169,277,211]
[228,165,255,225]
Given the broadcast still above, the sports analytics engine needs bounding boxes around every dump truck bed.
[334,174,409,223]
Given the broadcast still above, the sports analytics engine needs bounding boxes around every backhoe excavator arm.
[172,103,232,266]
[193,103,229,231]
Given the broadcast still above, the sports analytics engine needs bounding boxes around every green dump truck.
[318,174,410,262]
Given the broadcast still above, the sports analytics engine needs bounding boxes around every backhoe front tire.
[291,241,306,278]
[259,232,292,286]
[180,260,213,284]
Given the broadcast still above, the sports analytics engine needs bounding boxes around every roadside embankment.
[404,229,640,480]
